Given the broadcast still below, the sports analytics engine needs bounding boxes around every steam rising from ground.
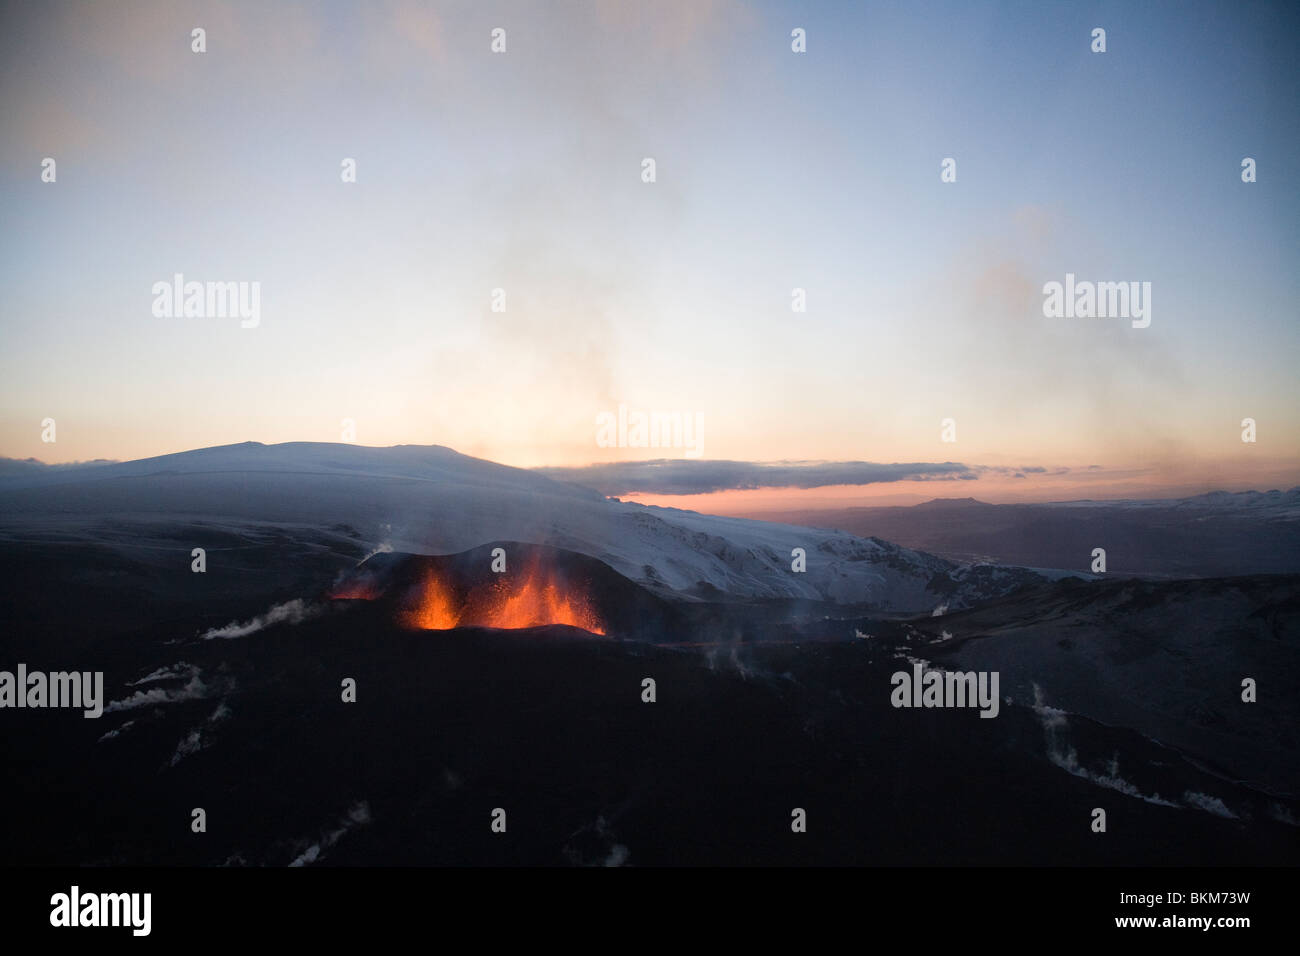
[105,674,210,713]
[287,801,372,867]
[168,701,232,768]
[1030,684,1252,818]
[355,542,392,565]
[1032,684,1177,807]
[128,662,199,685]
[201,599,321,639]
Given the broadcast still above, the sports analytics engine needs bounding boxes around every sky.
[1,0,1297,508]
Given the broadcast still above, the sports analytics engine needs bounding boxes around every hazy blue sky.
[2,0,1296,503]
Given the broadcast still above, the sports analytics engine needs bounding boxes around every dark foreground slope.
[914,574,1300,796]
[3,589,1297,866]
[1,514,1296,866]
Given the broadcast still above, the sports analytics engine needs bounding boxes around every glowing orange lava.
[330,581,381,600]
[405,564,605,635]
[405,568,462,630]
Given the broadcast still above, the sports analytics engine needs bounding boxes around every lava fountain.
[404,561,606,635]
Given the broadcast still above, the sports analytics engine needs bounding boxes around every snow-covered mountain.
[0,442,1043,612]
[1051,487,1300,517]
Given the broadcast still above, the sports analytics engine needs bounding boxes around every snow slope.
[0,442,1042,611]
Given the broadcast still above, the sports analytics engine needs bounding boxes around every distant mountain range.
[749,488,1300,578]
